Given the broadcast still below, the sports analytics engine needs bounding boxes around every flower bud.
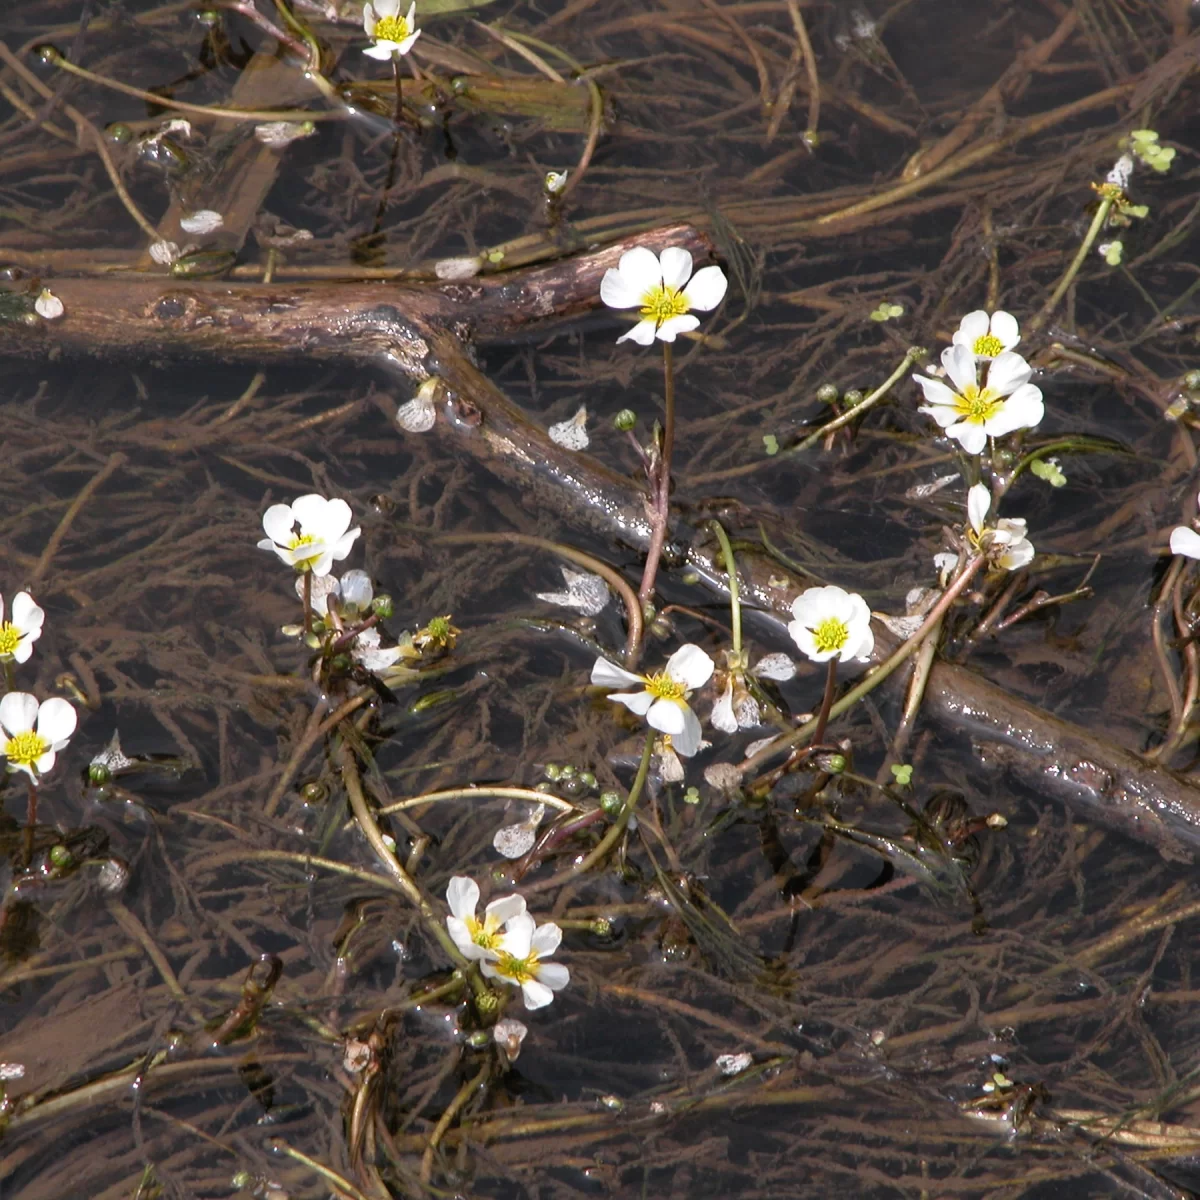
[371,593,394,619]
[600,790,623,817]
[816,384,839,404]
[613,408,637,431]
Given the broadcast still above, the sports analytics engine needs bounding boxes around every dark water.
[3,0,1200,1196]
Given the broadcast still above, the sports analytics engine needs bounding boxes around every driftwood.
[6,224,1200,861]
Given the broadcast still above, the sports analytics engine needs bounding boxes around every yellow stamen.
[952,385,1003,424]
[639,285,690,329]
[494,950,540,984]
[4,729,47,771]
[972,334,1005,358]
[374,14,412,42]
[0,623,20,657]
[811,616,849,654]
[645,672,686,701]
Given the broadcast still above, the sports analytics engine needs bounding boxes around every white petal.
[405,2,416,25]
[616,318,659,346]
[948,422,987,455]
[340,570,373,610]
[844,622,875,662]
[261,503,296,546]
[33,748,56,775]
[681,264,727,312]
[446,916,476,955]
[548,406,589,451]
[665,643,715,690]
[446,875,479,920]
[611,690,655,717]
[985,351,1033,397]
[484,894,527,926]
[646,697,686,736]
[967,484,991,533]
[11,592,44,634]
[991,310,1020,349]
[0,692,39,736]
[984,384,1043,436]
[305,495,352,542]
[498,912,534,958]
[329,528,361,563]
[298,572,340,616]
[941,344,978,395]
[998,538,1035,571]
[953,311,989,347]
[659,247,694,291]
[1171,527,1200,559]
[34,290,63,320]
[654,314,699,342]
[600,266,643,311]
[394,30,420,54]
[521,979,555,1009]
[911,374,957,408]
[535,961,570,990]
[396,395,436,432]
[753,653,795,681]
[530,920,562,956]
[711,680,737,733]
[615,246,662,295]
[787,620,831,663]
[12,640,34,665]
[179,209,224,235]
[36,698,77,744]
[591,657,643,689]
[671,705,703,757]
[363,42,394,59]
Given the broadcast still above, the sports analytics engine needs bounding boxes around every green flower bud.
[600,790,623,817]
[823,753,847,773]
[816,384,839,404]
[106,123,133,145]
[559,764,576,780]
[1185,370,1200,392]
[544,763,562,781]
[88,762,112,785]
[843,389,864,406]
[474,989,501,1018]
[48,844,73,869]
[614,408,637,431]
[466,1029,491,1049]
[300,781,327,803]
[371,594,394,619]
[578,770,597,789]
[591,917,614,937]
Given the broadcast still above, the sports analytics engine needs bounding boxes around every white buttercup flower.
[1171,526,1200,559]
[536,566,610,616]
[951,310,1020,361]
[788,586,874,664]
[350,626,403,672]
[0,693,77,781]
[363,0,420,59]
[34,289,64,320]
[967,484,1035,570]
[445,876,526,961]
[913,344,1044,455]
[481,911,570,1010]
[258,494,361,577]
[591,644,715,757]
[600,247,727,345]
[295,572,341,616]
[0,591,45,664]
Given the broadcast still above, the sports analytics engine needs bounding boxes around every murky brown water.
[3,0,1200,1196]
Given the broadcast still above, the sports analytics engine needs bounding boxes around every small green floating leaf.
[762,433,779,456]
[890,763,913,786]
[1030,457,1067,487]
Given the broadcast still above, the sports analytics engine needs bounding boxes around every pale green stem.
[792,347,924,455]
[1030,196,1114,333]
[739,554,987,777]
[708,519,742,657]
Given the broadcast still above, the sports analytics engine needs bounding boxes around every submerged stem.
[1030,195,1114,333]
[709,519,742,657]
[637,342,676,609]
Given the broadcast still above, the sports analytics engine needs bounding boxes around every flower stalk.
[708,519,742,657]
[1030,193,1114,333]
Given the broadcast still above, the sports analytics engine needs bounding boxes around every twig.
[31,452,126,583]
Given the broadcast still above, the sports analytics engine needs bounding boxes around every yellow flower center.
[287,533,322,572]
[972,333,1004,358]
[812,616,850,654]
[0,622,20,657]
[466,915,500,951]
[374,14,412,42]
[639,285,690,329]
[645,672,686,701]
[4,729,47,770]
[494,950,540,984]
[952,385,1003,425]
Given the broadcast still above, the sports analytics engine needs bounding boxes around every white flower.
[788,586,874,664]
[148,240,180,265]
[493,1017,528,1065]
[295,572,341,616]
[481,911,570,1010]
[933,551,960,582]
[591,644,715,757]
[752,652,796,681]
[1106,153,1134,189]
[544,170,568,195]
[350,626,403,672]
[710,675,761,734]
[179,209,224,235]
[912,345,1044,455]
[600,246,727,345]
[363,0,420,59]
[258,494,361,576]
[445,876,526,961]
[254,120,316,148]
[0,693,77,781]
[397,378,437,433]
[536,566,610,615]
[951,310,1020,361]
[967,484,1035,570]
[34,289,63,320]
[494,803,546,859]
[548,405,589,451]
[1171,526,1200,560]
[0,591,45,664]
[339,569,375,613]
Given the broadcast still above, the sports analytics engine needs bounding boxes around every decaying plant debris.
[4,0,1200,1197]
